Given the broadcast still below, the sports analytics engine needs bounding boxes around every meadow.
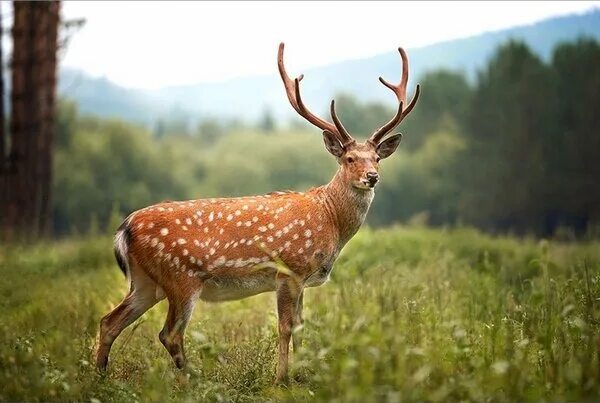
[1,226,599,402]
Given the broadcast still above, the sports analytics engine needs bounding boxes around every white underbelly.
[199,274,277,302]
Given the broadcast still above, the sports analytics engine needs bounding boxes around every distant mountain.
[57,9,600,127]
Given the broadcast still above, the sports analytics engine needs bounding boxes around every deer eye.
[376,157,381,163]
[346,157,354,163]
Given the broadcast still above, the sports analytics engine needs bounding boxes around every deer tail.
[113,217,133,281]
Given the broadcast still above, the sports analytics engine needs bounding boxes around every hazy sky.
[58,1,600,89]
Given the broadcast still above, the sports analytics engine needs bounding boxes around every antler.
[368,47,420,145]
[278,43,354,146]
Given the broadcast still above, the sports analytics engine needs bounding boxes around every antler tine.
[369,47,420,145]
[278,42,353,145]
[330,100,355,146]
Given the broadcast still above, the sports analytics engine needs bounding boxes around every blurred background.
[1,1,599,240]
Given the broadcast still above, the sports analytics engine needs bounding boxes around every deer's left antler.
[368,47,420,145]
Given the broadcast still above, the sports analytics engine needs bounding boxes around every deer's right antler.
[278,43,355,147]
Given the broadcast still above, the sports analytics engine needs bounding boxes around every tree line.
[53,37,600,238]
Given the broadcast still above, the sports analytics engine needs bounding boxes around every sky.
[56,1,600,89]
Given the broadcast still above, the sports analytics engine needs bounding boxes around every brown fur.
[97,44,419,382]
[96,151,380,379]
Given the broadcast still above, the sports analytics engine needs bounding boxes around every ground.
[1,226,599,402]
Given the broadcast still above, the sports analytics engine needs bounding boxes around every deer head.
[278,43,420,191]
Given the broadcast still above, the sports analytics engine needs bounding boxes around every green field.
[1,226,599,402]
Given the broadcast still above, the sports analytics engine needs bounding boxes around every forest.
[1,3,600,401]
[52,38,600,238]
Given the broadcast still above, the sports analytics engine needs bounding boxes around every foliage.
[52,38,600,237]
[1,227,599,401]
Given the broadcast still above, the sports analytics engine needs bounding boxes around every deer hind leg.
[275,275,303,383]
[292,290,304,353]
[96,262,161,371]
[158,293,197,369]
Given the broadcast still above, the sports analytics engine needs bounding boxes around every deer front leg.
[293,290,304,353]
[275,276,301,383]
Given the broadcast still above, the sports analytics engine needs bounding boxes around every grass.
[1,226,599,402]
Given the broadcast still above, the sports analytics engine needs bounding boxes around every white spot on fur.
[209,212,214,222]
[151,238,158,247]
[304,229,312,238]
[177,238,187,245]
[235,210,241,216]
[186,218,192,225]
[227,214,233,221]
[160,228,169,236]
[305,239,313,248]
[214,256,226,267]
[190,256,196,264]
[267,223,274,229]
[259,226,267,232]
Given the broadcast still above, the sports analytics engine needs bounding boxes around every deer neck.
[322,169,374,247]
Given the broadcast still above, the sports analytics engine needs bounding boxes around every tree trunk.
[1,1,60,241]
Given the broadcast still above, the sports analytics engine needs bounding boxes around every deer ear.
[376,134,403,159]
[322,130,345,158]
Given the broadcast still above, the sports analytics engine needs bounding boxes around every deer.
[96,42,420,382]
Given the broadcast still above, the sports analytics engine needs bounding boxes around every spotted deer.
[96,43,420,382]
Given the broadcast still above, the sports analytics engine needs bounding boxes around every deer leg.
[292,290,304,353]
[96,275,159,371]
[159,295,197,369]
[275,276,301,383]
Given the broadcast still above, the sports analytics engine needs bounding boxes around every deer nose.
[366,171,379,184]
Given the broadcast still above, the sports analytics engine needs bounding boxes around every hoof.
[96,357,108,372]
[174,354,186,369]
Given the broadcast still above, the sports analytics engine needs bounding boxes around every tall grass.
[0,227,599,401]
